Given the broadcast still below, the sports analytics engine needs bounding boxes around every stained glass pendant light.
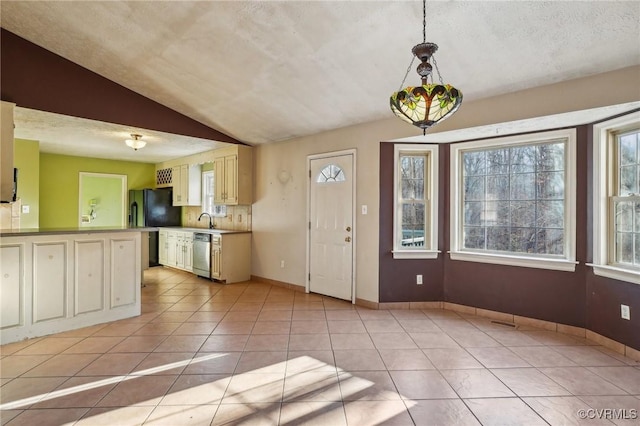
[390,0,462,133]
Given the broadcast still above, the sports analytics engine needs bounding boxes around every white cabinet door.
[211,246,222,279]
[0,244,23,328]
[213,156,225,205]
[172,165,202,206]
[184,233,193,272]
[167,232,177,267]
[172,166,182,205]
[111,238,137,308]
[33,242,67,323]
[159,230,168,265]
[224,154,238,204]
[75,240,104,315]
[175,233,185,269]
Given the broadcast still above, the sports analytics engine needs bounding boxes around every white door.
[309,153,354,301]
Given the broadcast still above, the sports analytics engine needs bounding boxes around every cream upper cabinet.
[213,145,252,205]
[172,164,202,206]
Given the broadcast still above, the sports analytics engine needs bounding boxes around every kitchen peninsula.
[0,227,153,344]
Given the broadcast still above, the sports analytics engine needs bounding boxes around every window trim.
[589,112,640,284]
[449,129,577,271]
[392,144,440,259]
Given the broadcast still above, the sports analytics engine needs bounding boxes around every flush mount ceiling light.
[125,133,146,151]
[390,0,462,134]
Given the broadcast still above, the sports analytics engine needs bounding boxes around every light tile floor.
[1,267,639,425]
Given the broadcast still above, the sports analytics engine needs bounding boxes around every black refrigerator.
[129,188,181,266]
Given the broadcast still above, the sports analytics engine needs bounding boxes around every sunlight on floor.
[3,355,413,425]
[0,353,229,411]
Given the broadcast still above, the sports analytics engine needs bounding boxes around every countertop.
[159,227,251,235]
[0,226,158,237]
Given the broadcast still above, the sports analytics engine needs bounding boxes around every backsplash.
[182,205,251,231]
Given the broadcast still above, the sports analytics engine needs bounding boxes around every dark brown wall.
[584,121,640,349]
[379,142,444,302]
[586,275,640,349]
[0,29,241,144]
[379,125,640,350]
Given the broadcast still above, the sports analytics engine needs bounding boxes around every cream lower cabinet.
[211,233,251,283]
[159,229,193,272]
[0,231,141,344]
[159,230,168,264]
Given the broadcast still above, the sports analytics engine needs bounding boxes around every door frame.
[306,149,357,303]
[78,172,127,227]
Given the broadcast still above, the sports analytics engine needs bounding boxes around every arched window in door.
[316,164,346,183]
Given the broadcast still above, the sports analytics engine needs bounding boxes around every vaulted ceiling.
[2,1,639,150]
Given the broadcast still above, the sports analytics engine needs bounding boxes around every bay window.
[393,144,439,259]
[591,112,640,283]
[450,129,577,271]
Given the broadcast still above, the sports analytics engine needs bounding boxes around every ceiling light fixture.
[390,0,462,134]
[125,133,146,151]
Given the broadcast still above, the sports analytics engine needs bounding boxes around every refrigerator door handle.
[131,201,138,227]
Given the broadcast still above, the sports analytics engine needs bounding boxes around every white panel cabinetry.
[33,242,67,323]
[75,240,104,315]
[0,245,23,328]
[111,238,137,308]
[159,229,193,272]
[0,232,142,344]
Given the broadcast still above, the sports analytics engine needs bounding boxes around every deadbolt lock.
[346,226,351,232]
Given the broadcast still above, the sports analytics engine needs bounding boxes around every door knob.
[346,226,351,232]
[345,236,352,242]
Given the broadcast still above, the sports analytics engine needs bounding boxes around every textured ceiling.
[2,0,640,151]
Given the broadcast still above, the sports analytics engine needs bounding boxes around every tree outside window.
[461,141,566,256]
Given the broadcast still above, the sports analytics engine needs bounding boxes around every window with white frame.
[392,144,439,259]
[201,170,226,217]
[591,111,640,284]
[450,129,577,271]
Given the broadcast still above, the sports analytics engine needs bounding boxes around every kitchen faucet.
[198,212,214,229]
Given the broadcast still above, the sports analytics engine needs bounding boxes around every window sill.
[587,263,640,285]
[449,251,578,272]
[392,250,440,260]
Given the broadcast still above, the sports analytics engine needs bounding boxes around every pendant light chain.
[422,0,426,43]
[398,55,416,91]
[432,55,445,86]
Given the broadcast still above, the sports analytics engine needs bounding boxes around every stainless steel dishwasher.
[192,233,212,279]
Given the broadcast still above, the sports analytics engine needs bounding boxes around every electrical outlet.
[22,205,30,214]
[416,274,423,285]
[621,304,630,320]
[280,260,285,268]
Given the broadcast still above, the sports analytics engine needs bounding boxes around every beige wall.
[253,119,422,303]
[251,65,640,304]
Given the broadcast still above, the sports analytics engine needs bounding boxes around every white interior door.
[309,153,354,301]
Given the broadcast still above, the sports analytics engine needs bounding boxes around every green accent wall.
[14,138,40,228]
[39,153,155,228]
[79,174,125,228]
